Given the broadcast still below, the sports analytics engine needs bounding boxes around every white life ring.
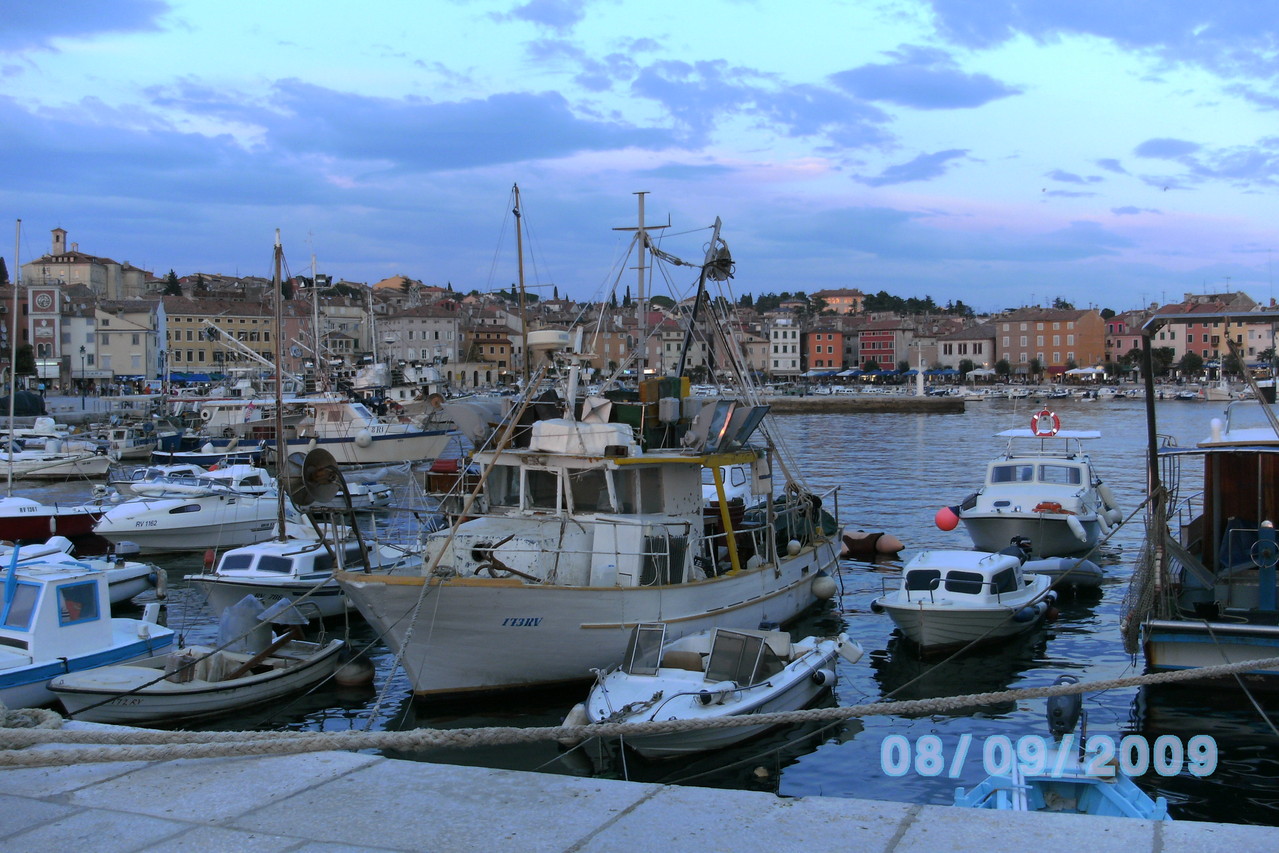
[200,409,213,421]
[1031,409,1060,437]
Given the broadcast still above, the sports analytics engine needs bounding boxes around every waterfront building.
[993,308,1105,378]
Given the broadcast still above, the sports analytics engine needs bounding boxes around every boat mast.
[272,230,288,540]
[513,183,529,387]
[6,219,19,496]
[310,248,326,393]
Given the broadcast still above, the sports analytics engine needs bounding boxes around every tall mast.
[7,220,19,496]
[612,193,667,378]
[273,229,288,540]
[513,183,529,386]
[310,247,325,393]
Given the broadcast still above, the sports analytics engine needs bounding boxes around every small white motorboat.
[568,623,863,759]
[107,462,208,496]
[311,481,394,510]
[935,412,1122,558]
[871,549,1056,651]
[0,562,174,708]
[185,536,423,621]
[0,536,160,605]
[51,634,345,724]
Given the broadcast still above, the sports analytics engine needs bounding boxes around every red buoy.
[935,506,960,531]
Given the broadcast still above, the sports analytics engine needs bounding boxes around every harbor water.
[24,395,1279,826]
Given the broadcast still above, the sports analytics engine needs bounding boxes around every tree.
[281,277,294,301]
[1223,352,1245,377]
[995,359,1011,378]
[863,358,881,372]
[650,294,675,309]
[0,256,8,285]
[193,274,209,296]
[1178,351,1204,375]
[958,358,975,376]
[897,359,910,374]
[1152,347,1176,376]
[163,270,182,296]
[1029,357,1043,380]
[1052,297,1075,310]
[1100,308,1116,320]
[622,287,631,308]
[16,344,35,376]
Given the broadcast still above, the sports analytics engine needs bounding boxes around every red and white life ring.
[1031,408,1061,437]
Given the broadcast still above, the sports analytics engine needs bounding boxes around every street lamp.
[79,345,86,410]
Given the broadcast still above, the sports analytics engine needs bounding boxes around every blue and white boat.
[0,562,175,708]
[954,761,1171,819]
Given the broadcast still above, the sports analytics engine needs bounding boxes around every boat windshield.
[991,464,1034,483]
[621,623,666,675]
[1038,465,1082,485]
[706,630,768,685]
[1,582,39,630]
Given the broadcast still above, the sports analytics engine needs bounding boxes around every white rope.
[5,651,1278,768]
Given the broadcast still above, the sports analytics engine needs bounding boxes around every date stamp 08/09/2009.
[879,733,1218,779]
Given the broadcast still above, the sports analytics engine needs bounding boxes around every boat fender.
[149,566,168,600]
[786,539,801,556]
[1105,506,1123,526]
[869,598,885,614]
[355,429,373,448]
[1097,483,1119,511]
[94,445,107,456]
[698,690,715,706]
[811,572,837,601]
[200,409,213,421]
[811,668,836,687]
[1013,601,1048,623]
[1065,514,1087,543]
[934,506,960,531]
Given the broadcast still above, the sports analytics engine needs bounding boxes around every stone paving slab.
[0,748,1274,852]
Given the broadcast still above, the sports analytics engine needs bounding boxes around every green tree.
[1100,308,1116,320]
[995,358,1011,378]
[0,257,8,285]
[1223,352,1245,376]
[958,358,975,376]
[193,274,208,296]
[1052,297,1075,310]
[1029,357,1043,380]
[163,270,182,296]
[863,358,881,372]
[16,344,35,376]
[1178,351,1204,375]
[1152,347,1176,376]
[650,294,675,309]
[897,359,910,373]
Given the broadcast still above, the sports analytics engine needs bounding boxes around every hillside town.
[3,227,1274,396]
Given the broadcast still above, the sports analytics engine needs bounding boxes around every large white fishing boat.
[337,208,845,700]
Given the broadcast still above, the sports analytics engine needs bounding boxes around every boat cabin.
[620,623,788,688]
[0,566,116,664]
[214,540,380,581]
[899,551,1027,604]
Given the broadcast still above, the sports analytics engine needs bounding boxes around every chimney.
[71,243,79,252]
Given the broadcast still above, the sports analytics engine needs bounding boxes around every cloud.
[1045,169,1102,184]
[0,0,168,52]
[1135,138,1201,159]
[1096,158,1128,174]
[1043,190,1098,198]
[506,0,589,33]
[629,60,892,148]
[831,45,1022,109]
[925,2,1279,79]
[1112,206,1161,215]
[855,149,968,186]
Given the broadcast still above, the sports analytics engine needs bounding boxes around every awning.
[968,368,996,377]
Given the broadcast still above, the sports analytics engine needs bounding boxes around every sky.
[3,0,1279,314]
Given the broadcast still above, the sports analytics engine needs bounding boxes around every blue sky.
[3,0,1278,313]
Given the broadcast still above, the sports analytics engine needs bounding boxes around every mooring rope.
[3,650,1277,768]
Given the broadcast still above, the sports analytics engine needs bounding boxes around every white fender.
[1065,514,1087,543]
[1097,483,1119,511]
[355,429,373,448]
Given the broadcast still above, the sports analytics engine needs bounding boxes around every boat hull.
[52,639,344,723]
[962,512,1101,557]
[339,542,837,699]
[189,576,350,621]
[0,500,102,541]
[880,601,1044,649]
[0,624,174,709]
[1144,618,1279,683]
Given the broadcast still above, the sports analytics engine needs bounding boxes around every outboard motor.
[1046,674,1083,737]
[999,536,1033,564]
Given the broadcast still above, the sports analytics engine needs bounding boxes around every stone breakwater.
[764,395,963,413]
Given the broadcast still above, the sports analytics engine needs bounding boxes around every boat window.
[610,469,638,514]
[525,469,559,510]
[636,469,663,513]
[992,568,1019,594]
[706,630,766,685]
[219,554,255,572]
[1038,465,1081,485]
[991,465,1033,483]
[1,582,39,630]
[622,623,666,676]
[729,466,746,488]
[905,569,941,591]
[57,580,100,625]
[567,468,611,513]
[168,504,202,514]
[239,475,264,487]
[944,571,986,594]
[487,465,521,508]
[257,556,294,574]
